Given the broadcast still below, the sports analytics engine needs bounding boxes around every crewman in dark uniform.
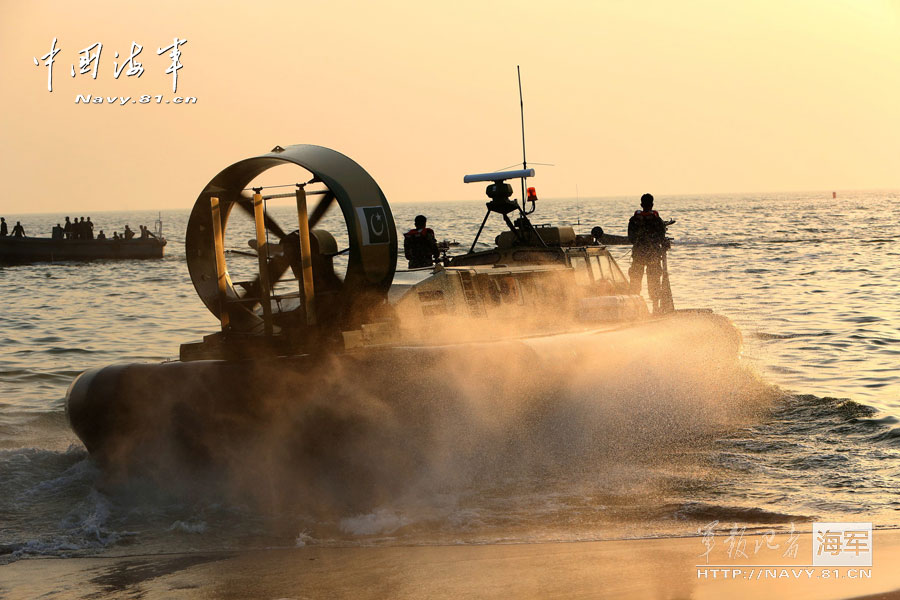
[11,221,26,238]
[403,215,440,268]
[63,216,72,240]
[124,225,135,240]
[52,223,64,239]
[0,217,7,237]
[627,193,668,312]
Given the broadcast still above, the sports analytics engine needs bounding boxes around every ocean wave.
[340,509,412,536]
[752,331,834,340]
[0,448,134,564]
[870,428,900,447]
[167,519,209,534]
[0,389,896,561]
[659,502,810,525]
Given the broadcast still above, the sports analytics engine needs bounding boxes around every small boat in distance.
[0,237,167,264]
[0,219,167,264]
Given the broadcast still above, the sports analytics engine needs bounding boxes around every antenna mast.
[517,65,527,211]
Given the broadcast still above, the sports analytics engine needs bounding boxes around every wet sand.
[3,531,899,599]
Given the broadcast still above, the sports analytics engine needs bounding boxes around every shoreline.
[3,531,900,599]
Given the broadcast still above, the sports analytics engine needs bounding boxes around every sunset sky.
[2,0,899,213]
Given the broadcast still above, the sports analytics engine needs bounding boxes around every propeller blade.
[308,192,335,228]
[236,253,293,311]
[269,255,292,286]
[234,192,288,241]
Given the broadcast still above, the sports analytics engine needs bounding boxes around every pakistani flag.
[358,206,390,245]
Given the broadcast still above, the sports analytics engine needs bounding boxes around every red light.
[527,187,537,200]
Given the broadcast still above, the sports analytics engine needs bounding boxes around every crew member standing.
[403,215,440,268]
[11,221,26,238]
[627,193,668,313]
[0,217,7,237]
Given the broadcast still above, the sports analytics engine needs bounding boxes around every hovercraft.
[66,145,741,481]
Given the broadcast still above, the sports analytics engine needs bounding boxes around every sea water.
[0,191,897,561]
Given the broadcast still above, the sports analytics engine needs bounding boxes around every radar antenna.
[462,169,547,253]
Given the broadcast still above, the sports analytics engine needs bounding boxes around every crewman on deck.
[63,217,72,240]
[52,223,64,239]
[124,225,135,240]
[86,217,94,240]
[627,193,668,312]
[0,217,7,237]
[403,215,440,268]
[97,230,106,240]
[11,221,26,238]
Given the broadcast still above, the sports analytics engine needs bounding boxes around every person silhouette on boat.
[11,221,26,238]
[63,216,72,240]
[112,231,120,241]
[124,225,135,240]
[52,223,64,239]
[0,217,7,237]
[627,193,668,312]
[403,215,440,268]
[86,217,94,240]
[97,230,106,240]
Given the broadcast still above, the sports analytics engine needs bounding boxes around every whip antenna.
[518,65,527,209]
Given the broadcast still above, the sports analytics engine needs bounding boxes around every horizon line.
[5,187,897,217]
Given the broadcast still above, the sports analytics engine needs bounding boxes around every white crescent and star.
[370,212,384,236]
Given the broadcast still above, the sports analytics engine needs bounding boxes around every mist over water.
[0,191,898,562]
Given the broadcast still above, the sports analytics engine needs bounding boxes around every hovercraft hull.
[66,311,742,480]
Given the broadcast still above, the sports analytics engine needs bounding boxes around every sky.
[1,0,899,213]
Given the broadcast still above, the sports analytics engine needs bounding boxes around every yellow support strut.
[252,192,274,336]
[209,197,230,331]
[295,185,317,325]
